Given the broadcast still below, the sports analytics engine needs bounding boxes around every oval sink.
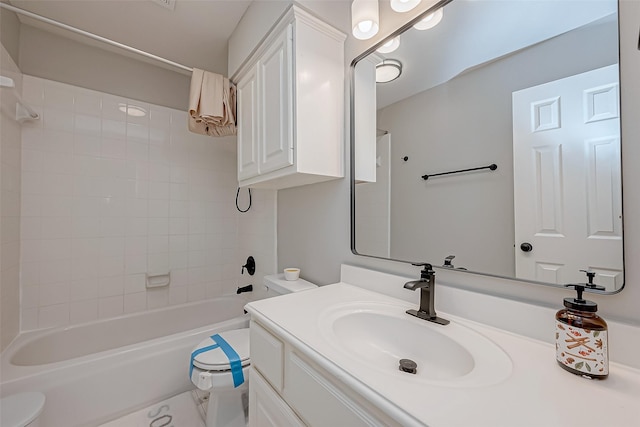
[318,301,512,387]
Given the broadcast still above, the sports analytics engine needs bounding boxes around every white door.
[237,65,260,181]
[512,64,622,290]
[259,24,294,175]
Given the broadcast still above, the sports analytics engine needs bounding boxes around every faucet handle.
[411,262,434,280]
[411,262,433,269]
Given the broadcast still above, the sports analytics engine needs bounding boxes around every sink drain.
[399,358,417,374]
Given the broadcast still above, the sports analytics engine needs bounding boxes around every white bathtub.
[0,297,249,426]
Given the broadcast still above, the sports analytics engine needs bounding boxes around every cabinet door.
[258,24,294,175]
[249,370,305,427]
[237,65,260,181]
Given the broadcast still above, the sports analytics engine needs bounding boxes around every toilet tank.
[263,274,317,297]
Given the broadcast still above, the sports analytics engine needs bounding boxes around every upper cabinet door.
[237,65,260,181]
[258,24,294,175]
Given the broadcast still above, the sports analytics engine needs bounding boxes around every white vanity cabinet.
[233,6,346,189]
[248,320,400,427]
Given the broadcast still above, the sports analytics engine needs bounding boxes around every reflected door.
[512,65,622,290]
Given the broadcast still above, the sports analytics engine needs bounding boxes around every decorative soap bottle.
[555,271,608,379]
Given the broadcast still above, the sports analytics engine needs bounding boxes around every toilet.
[190,274,317,427]
[0,392,46,427]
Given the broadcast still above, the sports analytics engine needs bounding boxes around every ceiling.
[8,0,255,74]
[373,0,618,108]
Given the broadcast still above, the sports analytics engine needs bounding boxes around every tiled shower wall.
[1,45,22,350]
[19,75,276,330]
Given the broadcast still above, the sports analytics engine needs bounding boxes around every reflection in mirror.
[352,0,623,292]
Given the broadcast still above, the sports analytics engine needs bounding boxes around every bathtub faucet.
[237,284,253,294]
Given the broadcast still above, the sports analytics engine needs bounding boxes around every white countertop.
[246,282,640,427]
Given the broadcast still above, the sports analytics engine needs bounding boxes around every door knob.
[520,242,533,252]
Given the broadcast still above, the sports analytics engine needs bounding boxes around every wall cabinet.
[248,320,400,427]
[233,6,346,189]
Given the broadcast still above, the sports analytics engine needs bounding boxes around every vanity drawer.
[250,320,284,392]
[284,351,393,427]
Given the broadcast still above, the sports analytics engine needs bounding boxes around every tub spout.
[237,284,253,294]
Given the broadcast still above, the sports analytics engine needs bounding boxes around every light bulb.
[358,20,373,33]
[352,0,379,40]
[390,0,421,13]
[376,36,400,54]
[413,8,443,30]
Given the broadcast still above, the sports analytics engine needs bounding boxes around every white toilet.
[190,274,317,427]
[0,392,45,427]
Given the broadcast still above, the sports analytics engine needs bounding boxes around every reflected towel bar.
[422,163,497,180]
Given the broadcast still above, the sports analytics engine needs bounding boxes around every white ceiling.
[374,0,618,108]
[9,0,255,74]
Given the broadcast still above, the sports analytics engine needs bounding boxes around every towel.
[188,68,237,137]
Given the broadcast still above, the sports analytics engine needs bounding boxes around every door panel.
[512,64,622,290]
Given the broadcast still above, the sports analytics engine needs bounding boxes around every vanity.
[245,265,640,426]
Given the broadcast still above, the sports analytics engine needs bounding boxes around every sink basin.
[318,301,512,387]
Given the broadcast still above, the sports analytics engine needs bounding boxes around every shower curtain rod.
[0,2,193,74]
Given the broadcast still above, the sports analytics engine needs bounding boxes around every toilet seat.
[192,328,250,371]
[0,392,45,427]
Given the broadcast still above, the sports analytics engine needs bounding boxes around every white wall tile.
[22,286,39,309]
[19,76,277,331]
[74,135,101,157]
[124,274,146,294]
[39,259,71,285]
[169,286,188,305]
[39,283,70,306]
[98,296,123,318]
[98,275,124,298]
[70,278,98,301]
[75,92,102,116]
[21,308,39,331]
[146,288,168,310]
[75,114,101,136]
[70,300,98,324]
[38,303,69,328]
[124,292,147,313]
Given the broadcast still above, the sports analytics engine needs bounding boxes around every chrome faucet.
[404,263,449,325]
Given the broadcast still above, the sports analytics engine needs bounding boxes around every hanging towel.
[188,68,237,137]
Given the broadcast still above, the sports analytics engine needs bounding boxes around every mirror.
[351,0,623,292]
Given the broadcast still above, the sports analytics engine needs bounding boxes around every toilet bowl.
[190,329,250,427]
[0,392,45,427]
[190,274,317,427]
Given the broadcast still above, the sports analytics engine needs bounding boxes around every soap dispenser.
[555,271,608,379]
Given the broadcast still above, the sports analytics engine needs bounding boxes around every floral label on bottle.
[556,321,608,376]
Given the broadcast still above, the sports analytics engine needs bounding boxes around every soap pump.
[555,271,608,379]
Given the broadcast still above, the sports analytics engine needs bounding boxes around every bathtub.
[0,297,249,426]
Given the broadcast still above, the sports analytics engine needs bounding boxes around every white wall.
[375,18,617,275]
[354,134,390,258]
[277,0,640,326]
[0,44,23,350]
[0,6,20,65]
[19,25,191,111]
[18,76,276,330]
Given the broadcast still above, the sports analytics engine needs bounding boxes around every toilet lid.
[0,392,46,427]
[192,329,250,371]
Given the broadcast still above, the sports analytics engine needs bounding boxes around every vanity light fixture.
[390,0,421,13]
[352,0,379,40]
[118,103,147,117]
[376,59,402,83]
[413,8,443,30]
[376,36,401,53]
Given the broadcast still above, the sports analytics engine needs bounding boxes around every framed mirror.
[350,0,623,293]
